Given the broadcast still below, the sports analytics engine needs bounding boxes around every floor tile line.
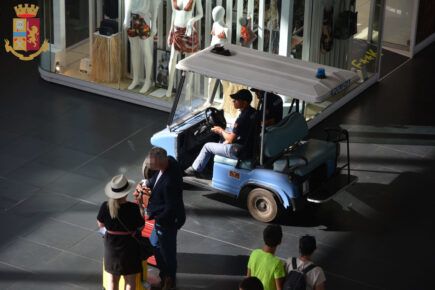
[70,127,146,173]
[18,236,102,264]
[180,227,385,290]
[48,217,97,232]
[375,143,428,158]
[0,260,33,273]
[32,126,147,194]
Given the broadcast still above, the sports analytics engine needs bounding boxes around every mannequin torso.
[165,0,203,97]
[173,0,196,27]
[210,6,228,47]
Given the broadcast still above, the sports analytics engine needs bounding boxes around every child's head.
[263,224,282,248]
[239,277,264,290]
[299,235,317,256]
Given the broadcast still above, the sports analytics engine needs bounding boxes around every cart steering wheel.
[204,107,226,128]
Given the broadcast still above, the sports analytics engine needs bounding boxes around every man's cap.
[230,89,252,103]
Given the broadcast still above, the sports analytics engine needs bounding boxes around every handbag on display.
[333,11,358,40]
[99,19,119,36]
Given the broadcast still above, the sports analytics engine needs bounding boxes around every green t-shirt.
[248,249,286,290]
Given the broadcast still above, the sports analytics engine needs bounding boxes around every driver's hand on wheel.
[211,126,223,135]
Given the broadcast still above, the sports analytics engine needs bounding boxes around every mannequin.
[124,0,159,93]
[208,6,228,98]
[166,0,204,98]
[265,0,280,53]
[210,6,228,46]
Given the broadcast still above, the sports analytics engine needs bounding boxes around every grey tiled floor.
[1,39,435,290]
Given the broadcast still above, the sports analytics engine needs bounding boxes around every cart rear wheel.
[247,188,279,222]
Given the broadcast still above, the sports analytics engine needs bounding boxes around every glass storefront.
[39,0,385,119]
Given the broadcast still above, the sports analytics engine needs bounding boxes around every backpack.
[283,258,317,290]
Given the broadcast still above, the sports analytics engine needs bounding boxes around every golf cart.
[151,44,358,222]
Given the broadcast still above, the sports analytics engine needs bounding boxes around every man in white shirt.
[285,235,326,290]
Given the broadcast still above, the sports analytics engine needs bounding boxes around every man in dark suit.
[143,147,185,290]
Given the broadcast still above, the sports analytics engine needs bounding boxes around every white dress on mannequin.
[124,0,159,94]
[166,0,203,98]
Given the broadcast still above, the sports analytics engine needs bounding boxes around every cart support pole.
[260,91,268,166]
[167,73,186,129]
[209,79,221,104]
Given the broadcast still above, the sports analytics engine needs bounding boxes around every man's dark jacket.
[147,156,186,229]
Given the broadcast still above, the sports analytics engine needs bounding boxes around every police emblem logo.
[4,4,49,61]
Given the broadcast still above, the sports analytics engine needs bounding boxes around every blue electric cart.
[151,44,358,222]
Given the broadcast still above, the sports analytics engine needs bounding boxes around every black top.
[147,156,186,229]
[97,201,144,232]
[259,93,283,124]
[104,0,118,19]
[233,106,257,146]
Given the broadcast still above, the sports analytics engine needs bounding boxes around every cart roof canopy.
[176,44,359,103]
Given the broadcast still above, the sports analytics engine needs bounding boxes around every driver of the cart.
[184,89,257,176]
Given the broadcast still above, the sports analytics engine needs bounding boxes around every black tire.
[247,188,279,222]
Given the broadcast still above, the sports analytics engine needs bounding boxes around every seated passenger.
[251,88,283,127]
[185,89,257,176]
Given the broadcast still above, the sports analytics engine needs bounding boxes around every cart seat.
[214,155,253,170]
[273,139,336,176]
[263,112,308,159]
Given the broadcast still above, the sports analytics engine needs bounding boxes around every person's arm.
[96,203,106,228]
[314,282,325,290]
[211,126,236,144]
[151,0,161,36]
[275,277,284,290]
[186,0,204,36]
[246,268,251,277]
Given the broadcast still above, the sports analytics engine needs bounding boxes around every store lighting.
[55,61,61,73]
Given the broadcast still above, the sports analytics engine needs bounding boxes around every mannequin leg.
[166,45,179,98]
[139,37,154,94]
[128,37,141,90]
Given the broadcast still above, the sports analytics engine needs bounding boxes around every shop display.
[91,32,121,83]
[265,0,280,53]
[210,6,228,47]
[103,0,119,19]
[239,16,256,47]
[124,0,160,93]
[333,10,358,40]
[155,50,171,88]
[208,6,229,98]
[39,0,383,114]
[166,0,204,98]
[320,7,334,53]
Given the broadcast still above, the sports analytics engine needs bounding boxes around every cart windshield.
[169,72,222,128]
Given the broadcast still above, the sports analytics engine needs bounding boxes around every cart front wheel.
[247,188,278,222]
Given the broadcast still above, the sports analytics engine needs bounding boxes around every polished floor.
[1,41,435,289]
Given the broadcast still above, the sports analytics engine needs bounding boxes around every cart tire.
[247,188,279,222]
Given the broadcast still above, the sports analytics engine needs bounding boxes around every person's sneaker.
[184,166,198,177]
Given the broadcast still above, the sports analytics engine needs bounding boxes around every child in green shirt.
[247,225,285,290]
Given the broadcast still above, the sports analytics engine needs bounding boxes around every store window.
[39,0,384,116]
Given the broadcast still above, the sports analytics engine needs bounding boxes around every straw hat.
[104,174,135,199]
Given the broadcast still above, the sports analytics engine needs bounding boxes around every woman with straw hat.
[97,174,145,290]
